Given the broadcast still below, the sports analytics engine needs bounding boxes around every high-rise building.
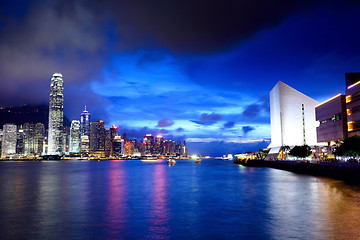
[48,73,64,155]
[69,120,81,153]
[268,81,320,159]
[81,135,90,154]
[105,128,111,156]
[154,135,164,155]
[143,134,154,155]
[16,126,24,155]
[35,123,45,155]
[23,123,35,156]
[112,136,123,157]
[90,120,105,152]
[1,123,17,158]
[80,106,90,137]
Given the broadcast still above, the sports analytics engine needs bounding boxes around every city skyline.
[1,1,360,155]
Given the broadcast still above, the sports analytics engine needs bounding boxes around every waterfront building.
[143,134,154,155]
[48,73,64,155]
[16,127,24,155]
[112,136,123,157]
[90,120,105,152]
[23,123,36,156]
[268,81,319,159]
[315,94,347,143]
[104,128,111,156]
[80,106,90,137]
[35,123,45,155]
[1,123,17,158]
[69,120,81,153]
[182,141,188,157]
[154,135,164,155]
[81,135,90,154]
[345,73,360,137]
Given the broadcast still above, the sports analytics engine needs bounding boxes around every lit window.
[346,95,352,103]
[347,109,352,115]
[348,121,354,131]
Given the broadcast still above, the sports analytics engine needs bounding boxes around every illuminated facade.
[143,134,154,155]
[80,106,90,137]
[269,81,319,156]
[345,73,360,137]
[47,73,64,155]
[315,94,347,143]
[1,123,17,158]
[90,120,105,152]
[69,120,81,153]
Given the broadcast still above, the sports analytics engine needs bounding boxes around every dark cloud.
[117,126,185,142]
[157,118,174,127]
[176,127,184,132]
[0,0,106,107]
[137,51,166,69]
[81,0,324,54]
[242,95,270,119]
[242,126,255,136]
[192,113,222,125]
[223,121,235,129]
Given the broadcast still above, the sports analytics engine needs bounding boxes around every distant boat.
[195,158,201,164]
[167,159,176,165]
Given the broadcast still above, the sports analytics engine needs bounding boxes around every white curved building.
[268,81,319,157]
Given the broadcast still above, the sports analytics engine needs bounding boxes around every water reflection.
[1,161,360,239]
[147,163,170,239]
[104,160,128,237]
[266,169,360,240]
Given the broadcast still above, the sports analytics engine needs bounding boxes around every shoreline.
[235,159,360,184]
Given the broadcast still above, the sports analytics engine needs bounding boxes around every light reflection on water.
[0,159,360,239]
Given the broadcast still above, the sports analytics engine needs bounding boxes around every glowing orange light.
[348,121,354,131]
[347,109,352,115]
[346,95,352,103]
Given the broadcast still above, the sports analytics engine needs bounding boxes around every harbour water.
[1,159,360,239]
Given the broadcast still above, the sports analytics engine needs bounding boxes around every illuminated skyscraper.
[47,73,64,155]
[23,123,35,156]
[1,123,17,158]
[80,106,90,137]
[90,120,105,152]
[69,120,81,153]
[143,134,154,155]
[35,123,45,155]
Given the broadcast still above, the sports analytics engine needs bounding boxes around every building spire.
[84,105,87,111]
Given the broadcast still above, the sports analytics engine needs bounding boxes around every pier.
[235,159,360,184]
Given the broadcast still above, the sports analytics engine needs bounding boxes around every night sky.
[1,0,360,156]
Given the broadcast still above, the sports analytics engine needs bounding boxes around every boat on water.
[195,158,201,164]
[167,159,176,165]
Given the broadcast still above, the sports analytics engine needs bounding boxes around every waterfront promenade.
[235,159,360,184]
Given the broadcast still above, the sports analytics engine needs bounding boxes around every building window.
[346,95,352,103]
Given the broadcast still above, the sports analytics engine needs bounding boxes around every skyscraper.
[1,123,17,158]
[69,120,81,153]
[80,106,90,137]
[48,73,64,155]
[90,120,105,152]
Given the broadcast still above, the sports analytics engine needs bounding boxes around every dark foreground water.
[1,159,360,240]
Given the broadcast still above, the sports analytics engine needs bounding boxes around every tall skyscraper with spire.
[48,73,64,155]
[80,106,90,136]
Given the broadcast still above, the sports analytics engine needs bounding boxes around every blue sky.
[0,0,360,156]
